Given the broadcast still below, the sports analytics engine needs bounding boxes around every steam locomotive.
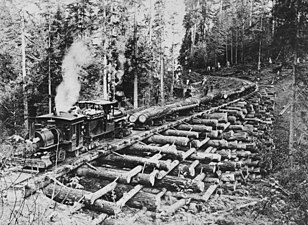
[17,100,132,169]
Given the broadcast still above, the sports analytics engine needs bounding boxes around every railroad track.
[1,81,275,224]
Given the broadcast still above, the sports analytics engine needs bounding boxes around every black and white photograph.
[0,0,308,224]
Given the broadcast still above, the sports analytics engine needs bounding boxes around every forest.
[0,0,308,139]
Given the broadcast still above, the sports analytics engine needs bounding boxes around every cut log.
[214,161,238,171]
[43,183,119,215]
[163,129,199,139]
[171,161,216,177]
[128,143,179,157]
[219,109,245,119]
[177,124,212,132]
[202,113,228,123]
[97,153,171,171]
[227,132,249,141]
[147,135,190,147]
[191,118,219,127]
[225,106,248,114]
[227,115,237,123]
[228,125,244,130]
[199,130,220,139]
[77,166,152,185]
[189,152,221,162]
[207,139,229,148]
[156,174,205,192]
[138,106,171,123]
[215,149,231,159]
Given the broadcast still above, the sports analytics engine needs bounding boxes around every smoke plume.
[55,41,92,113]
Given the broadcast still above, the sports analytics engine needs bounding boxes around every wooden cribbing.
[78,165,204,192]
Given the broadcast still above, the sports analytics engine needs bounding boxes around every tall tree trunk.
[160,56,165,105]
[48,12,52,114]
[21,10,28,129]
[170,43,174,100]
[235,28,238,64]
[102,0,108,100]
[241,22,244,64]
[231,29,233,64]
[133,5,138,108]
[225,33,228,64]
[258,13,263,71]
[289,1,299,166]
[149,0,153,106]
[249,0,253,27]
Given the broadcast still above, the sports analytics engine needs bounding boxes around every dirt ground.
[0,63,306,225]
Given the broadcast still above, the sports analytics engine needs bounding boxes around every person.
[269,57,272,64]
[217,62,221,70]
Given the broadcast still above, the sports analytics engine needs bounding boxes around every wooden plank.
[202,184,218,201]
[116,184,143,208]
[86,181,117,205]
